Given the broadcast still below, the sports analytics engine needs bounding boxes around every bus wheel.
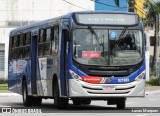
[53,81,68,108]
[72,99,82,105]
[116,98,126,109]
[22,80,33,106]
[82,100,91,105]
[32,97,42,106]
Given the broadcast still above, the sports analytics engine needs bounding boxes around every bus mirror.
[66,24,70,31]
[64,22,70,31]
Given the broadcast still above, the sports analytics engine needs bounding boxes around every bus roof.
[10,11,140,36]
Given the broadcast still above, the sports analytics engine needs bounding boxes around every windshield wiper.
[88,26,102,46]
[112,27,127,52]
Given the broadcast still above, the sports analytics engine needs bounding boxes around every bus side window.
[38,30,44,57]
[9,37,13,59]
[12,48,17,59]
[11,36,18,59]
[44,28,51,56]
[52,26,59,55]
[13,36,17,47]
[24,33,31,58]
[39,30,44,43]
[19,34,24,46]
[18,34,24,59]
[26,33,31,45]
[9,48,12,59]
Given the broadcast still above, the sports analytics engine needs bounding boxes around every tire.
[82,100,91,105]
[32,97,42,106]
[22,80,33,106]
[116,98,126,109]
[72,99,82,105]
[53,81,68,108]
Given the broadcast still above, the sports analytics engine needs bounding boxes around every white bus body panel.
[69,79,145,97]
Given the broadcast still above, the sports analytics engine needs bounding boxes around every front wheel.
[116,98,126,109]
[53,81,68,108]
[22,80,33,106]
[72,99,91,105]
[72,99,82,105]
[82,100,91,105]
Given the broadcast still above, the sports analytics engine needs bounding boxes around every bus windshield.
[73,28,143,66]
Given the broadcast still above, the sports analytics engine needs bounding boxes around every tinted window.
[40,30,44,42]
[18,47,24,59]
[52,27,59,54]
[24,46,30,58]
[23,32,31,58]
[19,34,24,46]
[12,48,17,59]
[13,36,17,47]
[43,42,51,56]
[46,28,51,42]
[38,43,43,57]
[26,33,31,45]
[9,49,12,59]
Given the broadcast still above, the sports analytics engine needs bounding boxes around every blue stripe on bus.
[69,62,145,84]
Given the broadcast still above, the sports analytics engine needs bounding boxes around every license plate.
[102,86,115,91]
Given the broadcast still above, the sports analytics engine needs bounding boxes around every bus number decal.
[118,78,129,83]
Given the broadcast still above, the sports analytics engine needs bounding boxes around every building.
[0,0,94,79]
[0,0,150,80]
[95,0,128,11]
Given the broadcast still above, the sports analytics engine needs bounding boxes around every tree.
[144,0,160,75]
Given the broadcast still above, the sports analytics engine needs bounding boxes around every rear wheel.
[32,97,42,106]
[53,81,68,108]
[22,80,33,106]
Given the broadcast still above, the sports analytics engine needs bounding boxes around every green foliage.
[0,78,8,84]
[153,65,157,76]
[0,86,8,90]
[145,82,152,87]
[143,0,160,27]
[146,76,160,86]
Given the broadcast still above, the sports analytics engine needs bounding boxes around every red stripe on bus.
[81,76,102,84]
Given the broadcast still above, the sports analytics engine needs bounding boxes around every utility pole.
[155,14,160,78]
[129,0,135,12]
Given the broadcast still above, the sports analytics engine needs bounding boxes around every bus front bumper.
[69,79,145,98]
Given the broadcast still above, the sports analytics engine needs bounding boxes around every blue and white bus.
[8,11,146,109]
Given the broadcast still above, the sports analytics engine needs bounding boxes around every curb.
[0,93,20,96]
[145,90,160,95]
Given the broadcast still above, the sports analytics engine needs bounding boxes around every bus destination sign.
[74,13,139,26]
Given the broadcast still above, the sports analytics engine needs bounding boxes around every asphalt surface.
[0,86,160,116]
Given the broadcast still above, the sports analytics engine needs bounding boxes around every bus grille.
[81,82,136,94]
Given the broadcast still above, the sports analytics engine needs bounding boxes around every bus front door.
[30,30,38,95]
[60,29,69,97]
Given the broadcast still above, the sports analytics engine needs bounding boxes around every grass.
[0,78,8,90]
[146,76,160,86]
[145,82,152,87]
[0,84,8,90]
[0,78,8,84]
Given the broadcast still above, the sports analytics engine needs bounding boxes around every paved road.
[0,91,160,115]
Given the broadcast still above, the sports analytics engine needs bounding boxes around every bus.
[8,11,146,109]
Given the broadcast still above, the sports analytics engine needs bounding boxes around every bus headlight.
[69,70,82,81]
[135,71,145,82]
